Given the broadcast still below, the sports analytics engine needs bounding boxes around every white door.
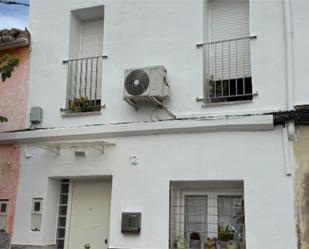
[67,181,111,249]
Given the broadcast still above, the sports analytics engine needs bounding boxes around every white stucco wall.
[25,0,298,129]
[12,127,297,249]
[292,0,309,106]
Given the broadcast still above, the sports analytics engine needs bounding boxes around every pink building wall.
[0,47,30,235]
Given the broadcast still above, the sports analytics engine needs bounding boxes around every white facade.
[1,0,309,248]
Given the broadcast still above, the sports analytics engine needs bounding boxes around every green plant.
[218,225,234,242]
[69,97,99,112]
[175,236,189,249]
[0,53,20,122]
[0,53,19,81]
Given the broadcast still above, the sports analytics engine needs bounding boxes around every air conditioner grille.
[125,70,149,96]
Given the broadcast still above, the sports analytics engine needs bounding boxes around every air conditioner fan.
[125,69,150,96]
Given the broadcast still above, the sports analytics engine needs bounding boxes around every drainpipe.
[283,0,295,137]
[282,0,295,175]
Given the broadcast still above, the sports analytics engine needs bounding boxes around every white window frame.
[178,189,243,239]
[0,199,9,232]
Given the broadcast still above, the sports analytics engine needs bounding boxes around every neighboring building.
[0,28,30,246]
[1,0,309,249]
[294,125,309,249]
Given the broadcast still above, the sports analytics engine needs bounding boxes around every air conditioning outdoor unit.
[123,65,169,109]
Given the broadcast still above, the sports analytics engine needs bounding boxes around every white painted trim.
[0,115,273,145]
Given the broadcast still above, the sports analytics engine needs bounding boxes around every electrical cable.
[0,0,29,6]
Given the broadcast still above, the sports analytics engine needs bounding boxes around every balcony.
[63,56,104,113]
[197,36,256,104]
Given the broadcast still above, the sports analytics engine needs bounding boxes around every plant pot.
[190,240,201,249]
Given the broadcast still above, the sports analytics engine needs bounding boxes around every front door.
[67,181,111,249]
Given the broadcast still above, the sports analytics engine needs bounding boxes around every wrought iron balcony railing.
[63,55,105,113]
[197,36,257,104]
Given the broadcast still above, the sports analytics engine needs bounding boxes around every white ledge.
[0,115,274,145]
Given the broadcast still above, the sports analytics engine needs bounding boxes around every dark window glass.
[57,228,65,238]
[34,202,41,212]
[60,184,69,194]
[59,206,67,216]
[0,203,7,213]
[58,217,66,227]
[56,239,64,249]
[60,195,68,204]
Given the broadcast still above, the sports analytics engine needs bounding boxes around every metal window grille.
[198,36,255,103]
[64,56,103,112]
[170,183,246,249]
[56,179,70,249]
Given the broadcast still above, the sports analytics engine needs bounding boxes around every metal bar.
[68,61,73,100]
[95,57,99,106]
[214,43,217,98]
[90,57,93,101]
[206,92,258,100]
[196,35,257,48]
[63,55,108,64]
[243,39,246,94]
[236,39,238,96]
[74,60,77,98]
[221,41,223,97]
[207,44,210,98]
[228,40,231,96]
[85,58,88,98]
[79,60,82,97]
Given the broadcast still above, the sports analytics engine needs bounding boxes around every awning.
[21,139,115,156]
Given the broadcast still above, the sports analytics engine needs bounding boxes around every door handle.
[105,239,108,244]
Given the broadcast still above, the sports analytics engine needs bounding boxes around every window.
[31,198,43,231]
[56,180,70,249]
[170,181,246,249]
[200,0,254,104]
[0,199,8,232]
[64,6,104,113]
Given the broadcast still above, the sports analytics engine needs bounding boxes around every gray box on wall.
[30,106,43,124]
[121,212,141,234]
[0,233,9,249]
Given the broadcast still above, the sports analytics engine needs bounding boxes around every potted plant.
[175,236,189,249]
[189,232,201,249]
[68,97,99,112]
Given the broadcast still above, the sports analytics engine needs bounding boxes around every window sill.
[201,99,253,107]
[196,92,258,107]
[61,104,105,117]
[61,111,102,117]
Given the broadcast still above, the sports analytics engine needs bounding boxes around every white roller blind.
[208,0,249,41]
[79,19,103,100]
[81,19,103,57]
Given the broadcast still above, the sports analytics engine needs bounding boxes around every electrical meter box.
[121,212,141,234]
[0,232,9,249]
[30,106,43,124]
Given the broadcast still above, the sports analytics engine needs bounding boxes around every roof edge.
[0,28,30,51]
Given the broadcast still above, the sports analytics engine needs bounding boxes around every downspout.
[283,0,295,134]
[282,2,299,248]
[282,0,295,176]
